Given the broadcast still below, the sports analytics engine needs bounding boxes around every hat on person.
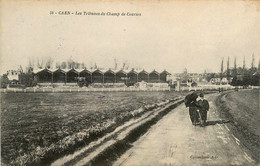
[199,93,204,97]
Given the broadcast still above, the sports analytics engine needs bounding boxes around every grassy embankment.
[215,89,260,162]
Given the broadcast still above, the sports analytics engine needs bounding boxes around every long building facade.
[33,68,171,86]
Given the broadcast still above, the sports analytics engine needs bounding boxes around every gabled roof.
[110,68,120,73]
[49,68,58,73]
[63,68,71,73]
[145,69,154,74]
[138,69,149,75]
[149,70,160,75]
[32,67,171,75]
[135,69,143,73]
[92,69,104,74]
[127,69,138,74]
[67,68,79,73]
[100,69,108,74]
[88,68,96,73]
[116,69,127,75]
[104,69,116,75]
[75,68,85,73]
[33,68,51,74]
[53,68,66,73]
[160,70,171,75]
[79,68,91,74]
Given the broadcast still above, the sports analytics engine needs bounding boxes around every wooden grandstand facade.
[33,68,171,86]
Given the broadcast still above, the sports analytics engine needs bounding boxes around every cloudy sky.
[1,0,260,74]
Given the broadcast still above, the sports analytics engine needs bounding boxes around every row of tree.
[28,57,87,71]
[219,54,260,86]
[27,57,131,72]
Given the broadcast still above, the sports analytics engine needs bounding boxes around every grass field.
[1,91,187,165]
[224,90,260,137]
[216,89,260,162]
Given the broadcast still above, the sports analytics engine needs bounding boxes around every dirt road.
[114,93,257,166]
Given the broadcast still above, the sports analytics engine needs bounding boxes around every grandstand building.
[33,68,171,86]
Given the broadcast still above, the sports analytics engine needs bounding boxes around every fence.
[1,86,171,93]
[1,84,259,93]
[178,85,234,91]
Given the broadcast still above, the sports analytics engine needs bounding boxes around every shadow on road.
[206,120,230,126]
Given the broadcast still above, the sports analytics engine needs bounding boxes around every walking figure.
[195,93,209,127]
[184,91,200,125]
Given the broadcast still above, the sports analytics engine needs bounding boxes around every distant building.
[209,77,228,85]
[6,70,22,81]
[170,72,206,87]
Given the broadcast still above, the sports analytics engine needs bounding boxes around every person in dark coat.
[195,93,209,126]
[185,91,200,125]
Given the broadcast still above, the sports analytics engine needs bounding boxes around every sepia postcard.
[0,0,259,165]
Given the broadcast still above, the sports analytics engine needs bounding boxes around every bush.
[0,74,9,88]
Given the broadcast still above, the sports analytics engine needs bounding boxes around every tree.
[45,57,53,69]
[258,59,260,73]
[248,67,257,76]
[227,57,230,83]
[251,73,260,86]
[251,53,255,69]
[37,57,43,69]
[56,62,61,68]
[19,73,36,87]
[243,56,246,77]
[75,62,80,69]
[220,58,224,80]
[233,56,237,77]
[28,57,34,69]
[114,58,117,70]
[231,76,238,86]
[61,62,67,69]
[81,63,86,69]
[206,73,216,82]
[0,74,9,88]
[67,59,73,69]
[236,67,244,75]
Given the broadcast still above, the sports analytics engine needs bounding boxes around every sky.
[1,0,260,74]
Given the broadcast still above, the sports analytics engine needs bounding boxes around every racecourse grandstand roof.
[115,69,127,74]
[150,70,160,75]
[161,70,171,75]
[105,69,116,74]
[33,68,171,75]
[33,68,47,74]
